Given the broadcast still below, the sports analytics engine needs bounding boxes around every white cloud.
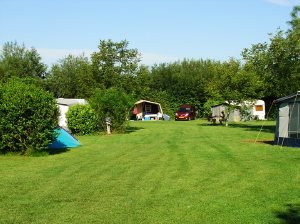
[0,43,182,67]
[265,0,300,6]
[36,48,95,66]
[140,52,182,65]
[36,48,182,66]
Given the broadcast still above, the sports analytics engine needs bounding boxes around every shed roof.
[211,99,265,108]
[274,91,300,104]
[134,100,161,106]
[211,102,229,108]
[56,98,87,106]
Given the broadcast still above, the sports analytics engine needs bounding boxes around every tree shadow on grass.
[46,148,70,155]
[274,203,300,224]
[199,122,275,134]
[242,139,274,145]
[228,123,275,134]
[125,126,144,134]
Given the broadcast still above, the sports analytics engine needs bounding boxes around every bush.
[0,78,58,155]
[89,88,134,133]
[66,104,98,135]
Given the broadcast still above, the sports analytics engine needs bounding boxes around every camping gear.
[49,127,80,149]
[163,114,170,121]
[133,100,164,120]
[274,91,300,148]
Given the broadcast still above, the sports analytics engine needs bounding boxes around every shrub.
[89,88,134,133]
[0,78,58,155]
[66,104,98,135]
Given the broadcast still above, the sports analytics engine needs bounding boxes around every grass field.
[1,120,300,223]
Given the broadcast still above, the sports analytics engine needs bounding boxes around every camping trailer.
[211,100,266,123]
[133,100,164,121]
[251,100,265,120]
[274,91,300,148]
[56,98,87,128]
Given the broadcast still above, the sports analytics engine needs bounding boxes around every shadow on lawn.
[47,148,70,155]
[274,203,300,224]
[125,126,144,134]
[242,139,274,145]
[228,123,275,134]
[199,122,275,134]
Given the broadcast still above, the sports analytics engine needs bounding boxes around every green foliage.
[66,104,98,135]
[151,60,215,101]
[149,59,222,117]
[242,6,300,99]
[0,42,47,82]
[91,39,141,89]
[288,6,300,48]
[46,55,95,98]
[0,78,58,155]
[205,59,264,102]
[89,88,134,133]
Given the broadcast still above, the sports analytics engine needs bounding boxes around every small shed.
[274,91,300,148]
[133,100,163,120]
[56,98,87,128]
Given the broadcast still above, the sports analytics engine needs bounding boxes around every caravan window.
[255,105,263,111]
[288,103,300,139]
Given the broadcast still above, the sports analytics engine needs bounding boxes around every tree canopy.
[0,6,299,118]
[0,42,47,82]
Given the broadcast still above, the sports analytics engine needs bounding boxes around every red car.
[175,104,196,121]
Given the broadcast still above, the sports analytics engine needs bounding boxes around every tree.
[0,42,47,82]
[206,59,264,102]
[288,6,300,47]
[89,88,134,133]
[91,39,141,89]
[46,55,95,98]
[242,6,300,99]
[149,59,221,115]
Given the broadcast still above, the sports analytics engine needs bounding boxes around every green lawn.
[1,120,300,223]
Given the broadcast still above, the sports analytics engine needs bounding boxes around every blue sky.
[0,0,299,66]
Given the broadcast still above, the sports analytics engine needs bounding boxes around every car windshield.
[179,107,191,112]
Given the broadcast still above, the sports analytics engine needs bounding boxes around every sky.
[0,0,299,67]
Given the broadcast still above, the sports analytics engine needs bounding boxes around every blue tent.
[49,128,80,149]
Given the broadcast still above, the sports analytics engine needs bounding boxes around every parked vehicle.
[175,104,196,121]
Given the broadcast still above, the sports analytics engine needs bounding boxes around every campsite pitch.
[0,120,299,223]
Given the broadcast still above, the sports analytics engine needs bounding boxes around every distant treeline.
[0,6,299,118]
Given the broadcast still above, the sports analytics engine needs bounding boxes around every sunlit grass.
[0,120,299,223]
